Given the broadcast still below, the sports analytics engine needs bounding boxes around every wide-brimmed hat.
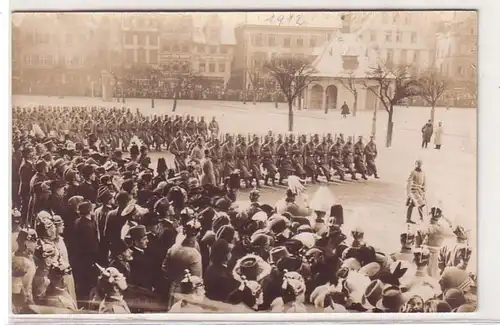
[360,279,384,309]
[376,285,406,312]
[233,254,272,282]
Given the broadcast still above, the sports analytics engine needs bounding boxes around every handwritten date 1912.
[264,13,305,26]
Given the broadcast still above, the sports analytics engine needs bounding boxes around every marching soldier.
[314,138,332,182]
[364,135,379,179]
[209,138,224,186]
[353,137,368,180]
[185,116,197,138]
[277,137,294,185]
[247,136,262,187]
[170,131,188,172]
[222,135,236,179]
[328,139,345,181]
[261,137,277,186]
[197,116,208,139]
[342,137,357,180]
[303,137,317,182]
[208,117,219,137]
[236,137,252,187]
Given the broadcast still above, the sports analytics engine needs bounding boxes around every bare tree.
[247,69,261,105]
[339,72,359,117]
[265,57,318,131]
[159,60,200,112]
[417,69,448,123]
[364,63,420,147]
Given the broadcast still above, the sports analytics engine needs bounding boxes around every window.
[283,37,291,47]
[209,63,215,73]
[149,34,158,46]
[400,49,407,64]
[24,55,33,65]
[254,34,263,46]
[172,44,180,52]
[386,49,394,63]
[405,15,411,24]
[149,50,158,64]
[219,63,226,72]
[199,62,206,73]
[268,35,276,47]
[137,33,146,46]
[310,36,316,47]
[125,49,134,63]
[296,37,304,47]
[359,33,363,41]
[209,46,217,54]
[327,33,332,41]
[138,48,146,63]
[125,33,134,45]
[197,44,205,53]
[411,32,417,43]
[457,66,463,76]
[396,31,402,43]
[385,31,392,42]
[79,34,86,43]
[413,50,420,63]
[393,13,398,23]
[66,34,73,46]
[163,44,171,52]
[182,45,189,53]
[220,46,228,54]
[370,31,377,42]
[382,13,389,24]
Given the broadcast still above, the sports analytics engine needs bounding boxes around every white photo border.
[3,0,500,323]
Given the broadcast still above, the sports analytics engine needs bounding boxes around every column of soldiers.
[169,129,380,188]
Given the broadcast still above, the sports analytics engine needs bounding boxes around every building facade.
[434,12,477,106]
[232,16,337,90]
[359,11,436,73]
[12,13,109,97]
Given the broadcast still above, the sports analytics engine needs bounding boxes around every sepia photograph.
[10,11,477,314]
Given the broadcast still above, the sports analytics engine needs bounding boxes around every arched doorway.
[310,84,324,109]
[326,85,338,110]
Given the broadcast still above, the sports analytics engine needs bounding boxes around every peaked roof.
[312,31,378,78]
[192,13,236,45]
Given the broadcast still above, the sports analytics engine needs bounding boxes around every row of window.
[160,43,229,54]
[384,49,421,64]
[380,12,414,25]
[361,30,418,44]
[440,63,476,79]
[199,62,226,73]
[23,55,84,67]
[24,32,89,45]
[251,34,320,48]
[437,43,476,58]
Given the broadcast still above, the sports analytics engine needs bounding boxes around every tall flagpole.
[243,13,248,104]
